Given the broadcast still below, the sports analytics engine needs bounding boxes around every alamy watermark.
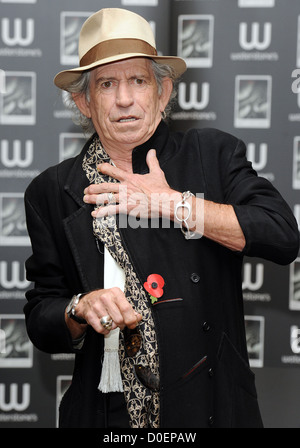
[94,190,205,239]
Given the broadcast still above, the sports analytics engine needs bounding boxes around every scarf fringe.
[98,328,124,393]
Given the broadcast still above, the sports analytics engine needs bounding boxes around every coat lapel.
[62,138,104,292]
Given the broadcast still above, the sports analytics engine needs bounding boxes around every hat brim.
[54,53,186,90]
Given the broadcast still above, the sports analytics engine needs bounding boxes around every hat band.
[80,38,158,67]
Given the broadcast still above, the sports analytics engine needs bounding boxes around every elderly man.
[24,8,299,428]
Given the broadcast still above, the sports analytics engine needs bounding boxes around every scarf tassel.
[98,328,124,393]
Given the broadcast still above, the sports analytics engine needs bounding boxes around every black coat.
[24,122,299,428]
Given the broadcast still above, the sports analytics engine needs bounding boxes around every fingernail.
[92,209,103,218]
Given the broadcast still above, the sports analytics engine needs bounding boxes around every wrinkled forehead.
[90,57,154,79]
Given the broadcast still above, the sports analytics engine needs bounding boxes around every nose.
[116,80,134,108]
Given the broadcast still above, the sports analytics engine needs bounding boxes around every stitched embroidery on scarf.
[82,135,160,428]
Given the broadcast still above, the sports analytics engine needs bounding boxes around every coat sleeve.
[223,138,299,265]
[24,177,77,354]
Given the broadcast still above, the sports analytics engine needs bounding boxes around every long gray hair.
[63,60,178,135]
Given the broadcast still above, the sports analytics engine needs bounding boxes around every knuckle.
[119,302,132,314]
[113,315,123,326]
[110,286,122,296]
[99,292,110,306]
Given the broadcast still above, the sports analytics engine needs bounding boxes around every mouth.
[117,116,138,123]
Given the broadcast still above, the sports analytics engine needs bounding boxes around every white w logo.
[0,384,30,412]
[247,143,268,171]
[242,263,264,291]
[239,22,272,51]
[0,261,30,289]
[178,82,210,111]
[1,18,34,47]
[0,140,34,168]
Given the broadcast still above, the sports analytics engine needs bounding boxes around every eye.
[101,80,113,89]
[134,78,145,86]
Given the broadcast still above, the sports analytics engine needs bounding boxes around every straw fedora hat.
[54,8,187,90]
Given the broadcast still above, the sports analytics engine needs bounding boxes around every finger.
[100,287,142,329]
[86,308,112,335]
[91,204,120,218]
[84,182,119,196]
[84,185,120,205]
[95,192,120,207]
[146,149,160,173]
[85,289,121,334]
[98,162,127,182]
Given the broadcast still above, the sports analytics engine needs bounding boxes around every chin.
[116,127,151,142]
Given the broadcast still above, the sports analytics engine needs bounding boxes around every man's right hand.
[65,288,142,340]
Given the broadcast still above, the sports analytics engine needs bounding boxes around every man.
[24,8,299,428]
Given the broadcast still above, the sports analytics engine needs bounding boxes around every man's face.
[78,58,171,151]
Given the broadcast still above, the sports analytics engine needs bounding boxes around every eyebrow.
[95,73,149,83]
[95,76,116,83]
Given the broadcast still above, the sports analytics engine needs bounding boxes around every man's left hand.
[83,149,179,220]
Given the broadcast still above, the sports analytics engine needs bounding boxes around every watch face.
[66,294,86,324]
[66,296,76,315]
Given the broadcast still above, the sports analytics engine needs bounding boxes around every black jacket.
[24,122,299,427]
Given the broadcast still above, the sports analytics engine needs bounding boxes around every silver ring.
[107,192,115,204]
[100,315,113,330]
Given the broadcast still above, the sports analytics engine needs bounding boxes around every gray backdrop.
[0,0,299,428]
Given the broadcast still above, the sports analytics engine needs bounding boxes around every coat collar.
[131,120,172,174]
[62,135,101,292]
[63,135,94,207]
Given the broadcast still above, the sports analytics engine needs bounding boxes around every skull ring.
[100,315,113,330]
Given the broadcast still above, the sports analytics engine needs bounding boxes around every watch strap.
[68,293,87,324]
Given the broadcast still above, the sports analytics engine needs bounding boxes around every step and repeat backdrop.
[0,0,299,428]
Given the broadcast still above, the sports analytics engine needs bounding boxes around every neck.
[109,151,133,173]
[95,120,162,173]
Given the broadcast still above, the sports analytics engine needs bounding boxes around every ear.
[159,77,173,113]
[71,92,92,118]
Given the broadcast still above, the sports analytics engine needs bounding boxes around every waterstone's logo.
[1,18,34,47]
[177,14,214,69]
[171,81,216,122]
[239,22,272,51]
[234,75,272,128]
[0,261,31,299]
[0,72,36,125]
[0,16,42,58]
[230,22,278,62]
[242,262,271,302]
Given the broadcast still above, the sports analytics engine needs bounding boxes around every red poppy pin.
[144,274,165,304]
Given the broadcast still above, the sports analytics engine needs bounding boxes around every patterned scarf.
[82,135,160,428]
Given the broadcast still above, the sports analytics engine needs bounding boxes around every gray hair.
[63,60,178,135]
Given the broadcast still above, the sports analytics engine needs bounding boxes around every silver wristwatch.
[66,293,87,324]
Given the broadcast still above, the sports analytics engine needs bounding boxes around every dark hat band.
[80,38,158,67]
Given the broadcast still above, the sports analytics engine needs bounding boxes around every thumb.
[146,149,160,172]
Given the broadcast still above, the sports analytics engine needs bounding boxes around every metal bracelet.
[174,191,195,240]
